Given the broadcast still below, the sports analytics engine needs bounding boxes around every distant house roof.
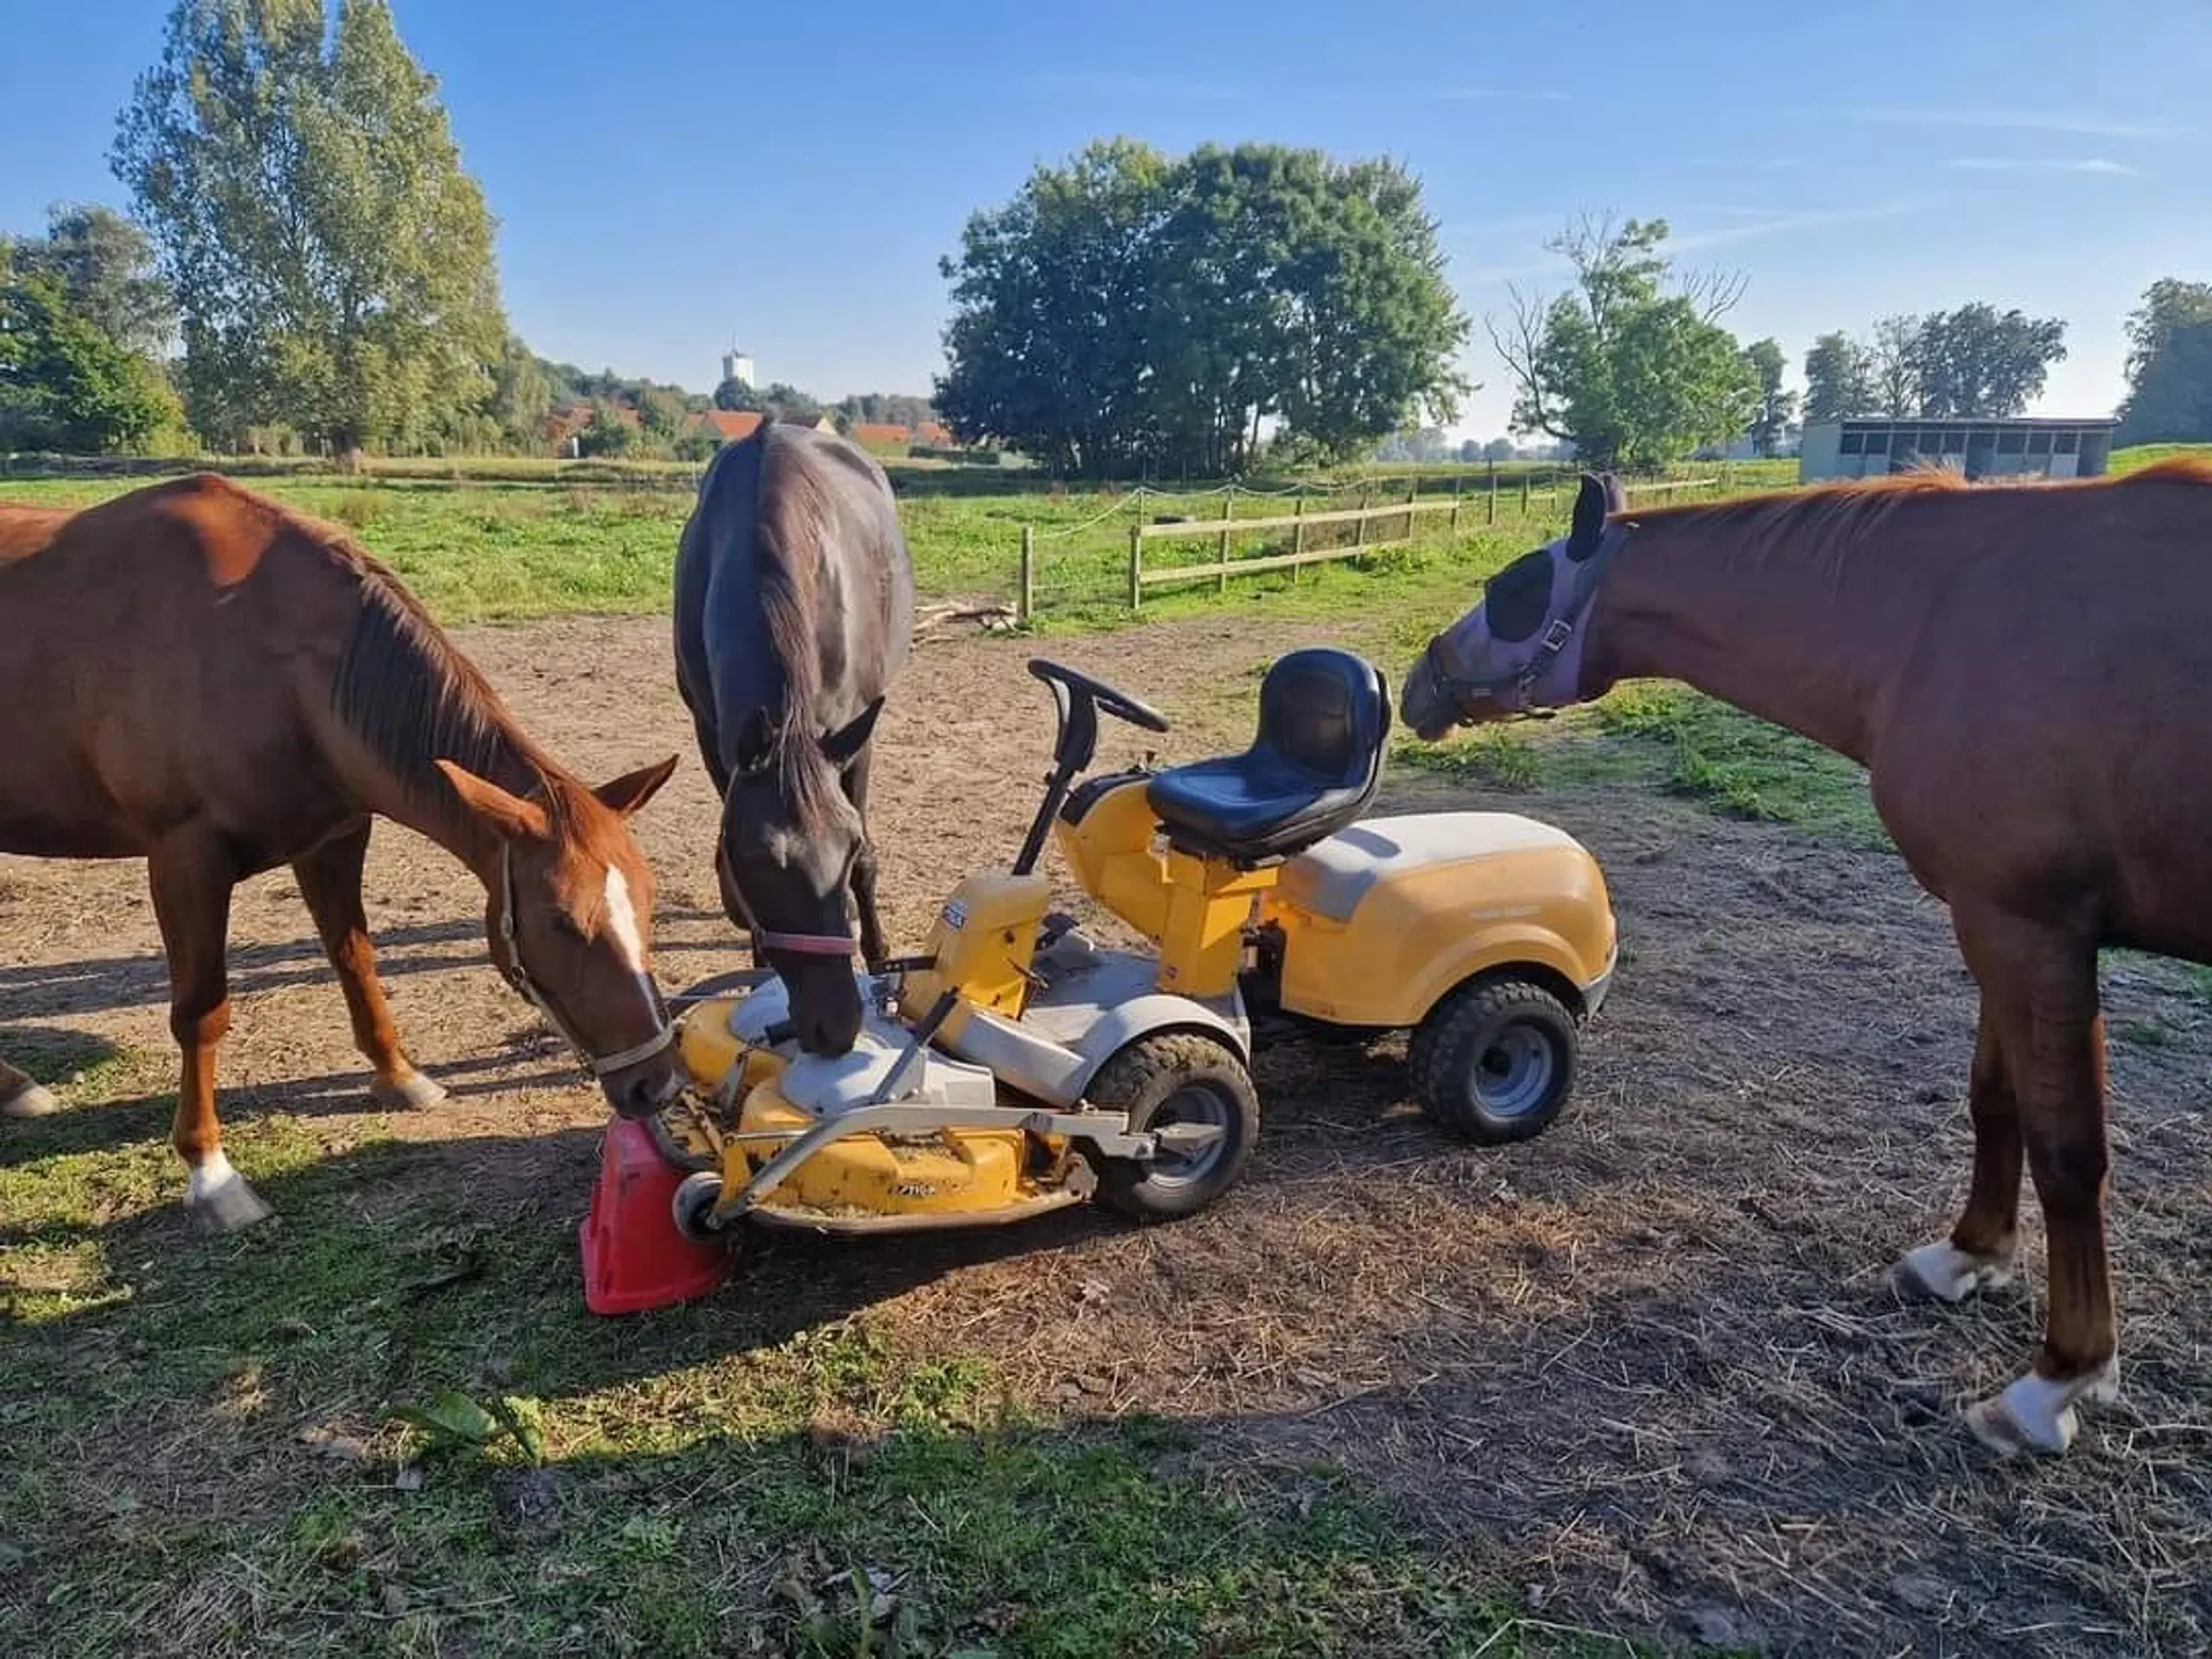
[916,422,955,447]
[773,411,835,430]
[689,409,766,442]
[1815,415,2120,430]
[849,423,910,448]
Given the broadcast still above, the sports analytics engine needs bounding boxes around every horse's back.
[0,474,365,858]
[676,425,913,745]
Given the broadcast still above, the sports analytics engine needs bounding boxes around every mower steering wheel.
[1026,658,1171,734]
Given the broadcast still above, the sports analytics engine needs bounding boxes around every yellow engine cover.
[1267,813,1617,1028]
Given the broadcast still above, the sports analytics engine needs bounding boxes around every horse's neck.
[1586,507,1938,766]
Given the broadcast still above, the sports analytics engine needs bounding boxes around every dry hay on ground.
[5,609,2210,1656]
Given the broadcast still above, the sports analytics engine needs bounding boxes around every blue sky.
[5,0,2208,440]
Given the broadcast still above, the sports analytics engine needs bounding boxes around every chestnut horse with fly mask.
[673,420,914,1057]
[0,474,683,1229]
[1400,461,2212,1459]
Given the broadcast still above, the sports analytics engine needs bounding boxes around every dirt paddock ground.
[7,610,2212,1656]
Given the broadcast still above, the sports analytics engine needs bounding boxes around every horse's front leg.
[1948,906,2117,1456]
[293,819,446,1111]
[842,747,887,972]
[1893,1003,2020,1301]
[0,1052,60,1119]
[149,835,270,1230]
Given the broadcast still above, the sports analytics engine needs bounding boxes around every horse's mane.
[747,426,843,831]
[1623,455,2212,565]
[324,530,584,844]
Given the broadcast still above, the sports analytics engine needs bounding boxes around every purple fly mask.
[1402,474,1633,737]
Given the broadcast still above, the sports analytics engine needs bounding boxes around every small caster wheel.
[671,1170,725,1242]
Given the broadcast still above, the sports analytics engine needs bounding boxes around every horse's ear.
[1569,473,1615,554]
[594,753,680,818]
[435,760,550,842]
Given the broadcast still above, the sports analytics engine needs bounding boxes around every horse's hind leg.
[842,747,887,971]
[1893,1005,2020,1301]
[294,820,446,1111]
[1948,906,2117,1456]
[149,836,269,1230]
[0,1052,61,1120]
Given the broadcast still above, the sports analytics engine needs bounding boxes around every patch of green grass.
[2110,442,2212,476]
[1591,684,1885,847]
[0,1113,1604,1658]
[1395,727,1545,791]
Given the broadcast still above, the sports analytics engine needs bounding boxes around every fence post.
[1127,522,1143,611]
[1451,472,1464,531]
[1407,475,1420,540]
[1018,524,1034,625]
[1488,458,1498,524]
[1355,487,1370,561]
[1290,496,1306,585]
[1521,473,1531,516]
[1217,490,1234,594]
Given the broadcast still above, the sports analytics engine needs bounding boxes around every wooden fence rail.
[1105,477,1717,611]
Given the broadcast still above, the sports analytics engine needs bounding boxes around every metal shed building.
[1799,416,2118,483]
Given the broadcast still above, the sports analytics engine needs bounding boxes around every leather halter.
[493,844,676,1077]
[753,929,859,957]
[1419,521,1633,721]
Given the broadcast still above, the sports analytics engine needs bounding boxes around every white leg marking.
[185,1149,273,1230]
[186,1150,239,1205]
[1966,1357,2121,1459]
[603,865,647,975]
[1894,1237,2013,1304]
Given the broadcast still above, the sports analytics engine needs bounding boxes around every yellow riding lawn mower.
[653,647,1618,1251]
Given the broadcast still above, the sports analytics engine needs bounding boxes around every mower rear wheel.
[1409,977,1578,1145]
[1085,1033,1258,1224]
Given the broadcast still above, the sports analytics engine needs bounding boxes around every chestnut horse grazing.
[1401,461,2212,1459]
[0,475,683,1229]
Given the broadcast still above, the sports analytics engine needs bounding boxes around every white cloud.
[1663,200,1929,254]
[1945,156,2140,176]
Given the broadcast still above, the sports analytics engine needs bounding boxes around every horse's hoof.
[1892,1238,2013,1304]
[187,1155,275,1232]
[1963,1360,2118,1459]
[0,1082,62,1120]
[372,1073,448,1111]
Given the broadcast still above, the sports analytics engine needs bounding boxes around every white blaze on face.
[602,864,647,974]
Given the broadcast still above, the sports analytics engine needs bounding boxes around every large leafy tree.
[2116,279,2212,445]
[1913,303,2067,418]
[1802,330,1877,424]
[0,273,184,453]
[934,139,1468,477]
[112,0,506,453]
[3,203,175,359]
[1741,337,1796,457]
[1491,215,1758,470]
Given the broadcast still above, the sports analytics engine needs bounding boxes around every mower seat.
[1146,648,1389,862]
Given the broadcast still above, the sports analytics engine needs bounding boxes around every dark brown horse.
[1401,461,2212,1459]
[0,474,683,1229]
[673,421,913,1056]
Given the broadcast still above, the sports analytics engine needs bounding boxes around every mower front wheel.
[671,1171,726,1243]
[1085,1034,1258,1224]
[1409,977,1579,1145]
